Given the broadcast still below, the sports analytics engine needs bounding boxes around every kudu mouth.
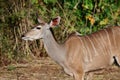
[22,35,43,41]
[22,36,34,41]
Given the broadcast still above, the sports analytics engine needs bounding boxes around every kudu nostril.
[21,35,25,37]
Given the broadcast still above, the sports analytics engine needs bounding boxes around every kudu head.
[22,16,61,41]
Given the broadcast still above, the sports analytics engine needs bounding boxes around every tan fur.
[22,17,120,80]
[64,26,120,80]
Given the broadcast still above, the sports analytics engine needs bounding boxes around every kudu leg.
[85,72,94,80]
[114,55,120,66]
[64,68,73,76]
[63,65,85,80]
[70,67,85,80]
[73,72,85,80]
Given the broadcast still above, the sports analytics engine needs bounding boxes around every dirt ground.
[0,57,120,80]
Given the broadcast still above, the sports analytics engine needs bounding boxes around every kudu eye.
[36,27,41,29]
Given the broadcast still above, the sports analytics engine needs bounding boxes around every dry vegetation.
[0,58,120,80]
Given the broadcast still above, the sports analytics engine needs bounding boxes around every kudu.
[22,16,120,80]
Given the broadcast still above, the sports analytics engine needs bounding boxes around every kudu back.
[22,16,120,80]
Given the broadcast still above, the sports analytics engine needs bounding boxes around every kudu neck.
[42,28,66,63]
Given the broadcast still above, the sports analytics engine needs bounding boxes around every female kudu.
[22,16,120,80]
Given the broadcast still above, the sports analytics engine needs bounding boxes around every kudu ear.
[49,16,61,27]
[37,17,45,24]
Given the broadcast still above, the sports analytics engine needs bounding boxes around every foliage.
[0,0,120,66]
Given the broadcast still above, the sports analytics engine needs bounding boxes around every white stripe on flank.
[111,28,116,50]
[99,30,107,55]
[104,29,112,55]
[77,37,89,63]
[86,35,98,56]
[85,36,93,62]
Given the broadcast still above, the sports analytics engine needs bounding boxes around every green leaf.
[43,0,57,4]
[31,0,38,4]
[7,65,16,71]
